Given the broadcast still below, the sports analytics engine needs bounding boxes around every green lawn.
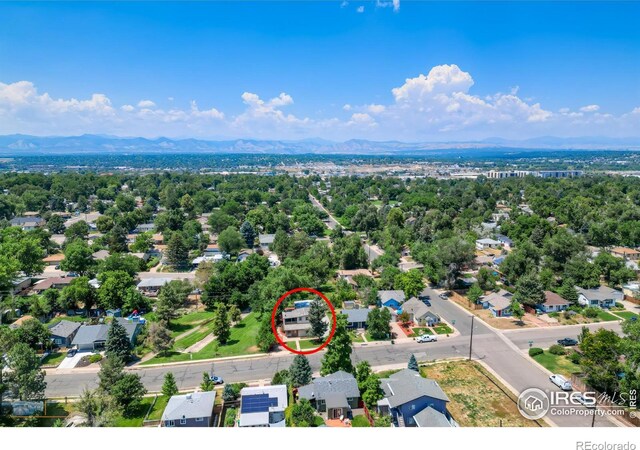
[532,351,582,378]
[351,332,365,343]
[351,415,371,427]
[596,310,620,322]
[114,397,155,427]
[41,351,66,367]
[142,313,260,365]
[411,327,434,336]
[298,339,323,350]
[168,311,216,338]
[39,401,73,427]
[45,315,87,327]
[614,311,638,320]
[147,395,169,421]
[433,324,454,335]
[173,320,216,350]
[364,331,388,342]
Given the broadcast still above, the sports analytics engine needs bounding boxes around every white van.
[549,374,572,391]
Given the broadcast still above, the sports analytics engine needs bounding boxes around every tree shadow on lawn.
[233,323,246,329]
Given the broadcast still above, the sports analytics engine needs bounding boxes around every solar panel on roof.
[241,394,278,413]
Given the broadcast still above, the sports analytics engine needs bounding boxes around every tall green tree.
[5,343,46,400]
[105,319,132,362]
[289,355,313,387]
[513,273,545,307]
[61,239,94,275]
[146,322,174,356]
[218,226,244,255]
[240,221,257,248]
[161,372,179,398]
[212,303,231,345]
[320,315,353,375]
[407,354,419,372]
[308,298,328,341]
[166,232,189,269]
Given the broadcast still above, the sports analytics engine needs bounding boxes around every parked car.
[438,292,449,300]
[209,375,224,384]
[422,299,432,307]
[67,349,77,358]
[67,272,79,277]
[557,338,578,346]
[549,374,572,391]
[575,393,596,408]
[416,334,438,343]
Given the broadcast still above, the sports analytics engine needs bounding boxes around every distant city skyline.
[1,1,639,141]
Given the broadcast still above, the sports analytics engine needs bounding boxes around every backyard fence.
[450,291,483,310]
[362,404,374,426]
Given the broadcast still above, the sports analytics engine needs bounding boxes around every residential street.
[44,286,624,427]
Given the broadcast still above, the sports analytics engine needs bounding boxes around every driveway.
[56,350,88,369]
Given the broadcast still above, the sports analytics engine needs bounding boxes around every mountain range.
[0,134,639,156]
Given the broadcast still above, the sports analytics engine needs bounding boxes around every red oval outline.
[271,287,337,355]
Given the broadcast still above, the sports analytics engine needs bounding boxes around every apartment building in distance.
[486,170,583,179]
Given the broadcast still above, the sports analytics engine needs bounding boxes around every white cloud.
[393,0,400,12]
[137,99,156,108]
[366,104,386,114]
[356,6,364,13]
[340,1,348,8]
[580,104,600,112]
[1,66,639,141]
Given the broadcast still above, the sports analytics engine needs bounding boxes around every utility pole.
[468,315,475,361]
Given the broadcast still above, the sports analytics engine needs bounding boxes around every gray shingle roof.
[137,277,172,288]
[576,286,623,302]
[380,369,449,408]
[340,308,370,324]
[71,318,139,346]
[413,406,452,427]
[49,320,81,338]
[161,391,216,421]
[377,290,406,304]
[401,297,429,319]
[259,234,275,245]
[283,307,309,319]
[298,370,360,402]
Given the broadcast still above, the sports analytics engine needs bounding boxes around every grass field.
[351,415,371,427]
[114,397,155,427]
[532,351,582,378]
[433,324,453,335]
[298,339,323,350]
[39,401,73,426]
[45,315,86,327]
[143,313,260,364]
[41,351,66,367]
[614,311,638,321]
[596,310,620,322]
[147,395,169,421]
[421,360,541,427]
[173,319,216,350]
[168,311,216,338]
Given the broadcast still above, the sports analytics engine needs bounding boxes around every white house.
[238,385,287,427]
[475,238,501,251]
[576,286,623,309]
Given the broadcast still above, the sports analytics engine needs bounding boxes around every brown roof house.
[539,291,570,313]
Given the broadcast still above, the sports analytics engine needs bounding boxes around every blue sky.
[1,1,639,141]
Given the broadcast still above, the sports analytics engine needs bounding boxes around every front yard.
[531,351,581,379]
[614,311,639,320]
[40,351,67,368]
[142,313,260,365]
[421,360,542,427]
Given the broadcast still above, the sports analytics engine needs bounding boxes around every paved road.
[422,287,621,427]
[45,285,625,427]
[309,193,341,230]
